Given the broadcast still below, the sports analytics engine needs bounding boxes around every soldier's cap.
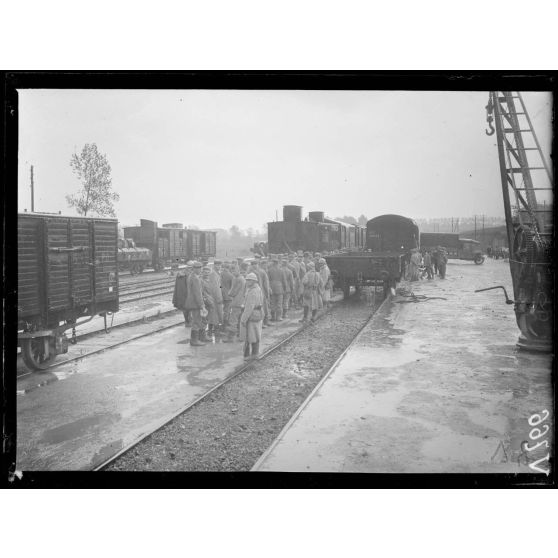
[303,252,310,256]
[186,260,195,267]
[202,265,211,271]
[214,259,222,265]
[307,262,315,268]
[193,261,203,268]
[319,258,326,264]
[245,272,258,282]
[240,263,249,270]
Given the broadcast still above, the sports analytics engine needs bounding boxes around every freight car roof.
[18,212,117,222]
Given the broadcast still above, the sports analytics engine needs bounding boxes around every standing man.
[207,260,224,333]
[318,258,331,309]
[296,254,306,308]
[438,247,448,279]
[432,247,439,276]
[268,257,286,321]
[423,250,433,280]
[220,261,234,330]
[184,261,207,346]
[240,272,264,360]
[281,258,294,319]
[201,265,217,340]
[408,248,422,282]
[172,266,189,329]
[288,254,301,310]
[257,258,272,327]
[222,262,246,343]
[301,261,323,323]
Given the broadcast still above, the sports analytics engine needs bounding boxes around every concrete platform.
[16,295,341,471]
[254,259,553,474]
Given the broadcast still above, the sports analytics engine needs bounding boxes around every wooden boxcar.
[18,212,119,369]
[326,214,419,298]
[123,220,217,269]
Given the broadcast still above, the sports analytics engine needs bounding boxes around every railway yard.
[15,258,553,475]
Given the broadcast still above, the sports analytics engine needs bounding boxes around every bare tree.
[358,214,368,226]
[66,143,119,217]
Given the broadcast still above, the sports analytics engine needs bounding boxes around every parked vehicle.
[420,232,485,264]
[18,212,119,369]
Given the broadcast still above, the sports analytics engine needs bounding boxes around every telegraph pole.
[474,215,477,240]
[30,165,35,212]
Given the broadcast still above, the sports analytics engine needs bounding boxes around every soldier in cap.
[240,272,264,360]
[220,260,234,330]
[267,257,286,321]
[301,261,324,323]
[184,261,207,346]
[201,265,218,341]
[437,246,448,279]
[206,260,224,335]
[222,262,246,343]
[252,258,271,327]
[318,257,332,309]
[281,258,294,319]
[172,264,189,327]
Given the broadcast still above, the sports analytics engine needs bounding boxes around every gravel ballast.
[107,293,381,471]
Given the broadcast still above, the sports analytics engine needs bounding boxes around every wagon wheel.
[21,336,56,371]
[474,254,485,265]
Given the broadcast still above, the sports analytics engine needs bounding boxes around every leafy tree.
[229,225,241,238]
[66,143,119,217]
[358,214,368,226]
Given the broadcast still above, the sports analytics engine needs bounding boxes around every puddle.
[342,336,424,369]
[41,412,120,444]
[422,433,502,463]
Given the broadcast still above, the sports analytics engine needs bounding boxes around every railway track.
[95,291,383,471]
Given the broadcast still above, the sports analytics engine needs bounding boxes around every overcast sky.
[17,89,552,231]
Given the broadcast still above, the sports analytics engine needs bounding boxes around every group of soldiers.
[407,246,449,281]
[172,252,333,360]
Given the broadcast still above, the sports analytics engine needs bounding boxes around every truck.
[419,232,485,264]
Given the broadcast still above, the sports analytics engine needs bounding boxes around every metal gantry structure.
[485,91,553,351]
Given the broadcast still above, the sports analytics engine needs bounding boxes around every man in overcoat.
[267,258,286,321]
[222,263,246,343]
[240,272,264,360]
[184,261,207,346]
[281,258,294,318]
[172,266,189,328]
[220,261,234,330]
[301,261,324,323]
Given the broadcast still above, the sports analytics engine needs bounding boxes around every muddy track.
[106,293,381,471]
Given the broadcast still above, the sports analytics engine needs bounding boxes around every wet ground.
[16,297,339,471]
[254,259,554,474]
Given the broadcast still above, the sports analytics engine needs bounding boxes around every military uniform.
[184,263,206,346]
[267,261,286,321]
[301,263,324,322]
[220,262,234,327]
[281,261,294,317]
[240,274,264,359]
[223,267,246,342]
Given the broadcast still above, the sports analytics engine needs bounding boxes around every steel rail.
[92,296,365,471]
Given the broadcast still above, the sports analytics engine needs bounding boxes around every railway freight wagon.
[325,214,420,299]
[267,205,365,254]
[18,212,119,370]
[123,220,217,270]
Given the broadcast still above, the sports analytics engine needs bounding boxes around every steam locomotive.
[266,205,366,254]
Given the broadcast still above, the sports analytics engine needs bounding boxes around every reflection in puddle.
[422,433,501,463]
